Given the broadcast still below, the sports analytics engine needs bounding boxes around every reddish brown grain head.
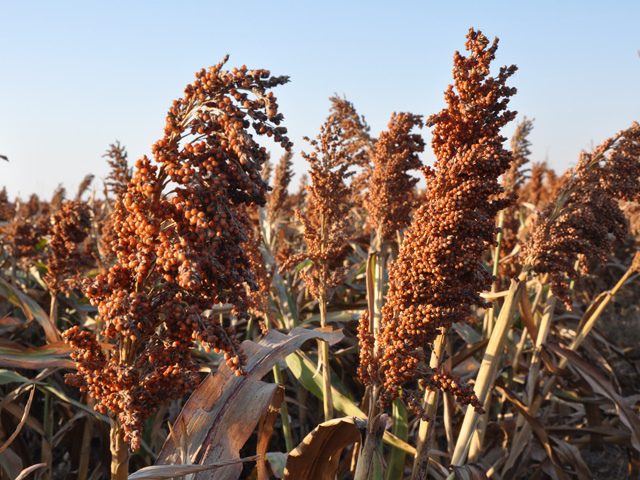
[280,108,354,303]
[365,111,424,243]
[63,58,291,450]
[524,122,640,306]
[359,28,517,417]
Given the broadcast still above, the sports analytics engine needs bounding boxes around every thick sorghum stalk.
[62,57,291,479]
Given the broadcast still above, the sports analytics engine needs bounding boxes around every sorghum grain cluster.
[359,28,517,417]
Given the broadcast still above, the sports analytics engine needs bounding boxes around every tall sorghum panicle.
[50,185,66,211]
[523,122,640,306]
[281,111,354,421]
[519,161,561,209]
[75,174,95,202]
[359,28,518,416]
[328,95,375,201]
[103,141,132,200]
[44,200,93,294]
[62,57,291,474]
[281,122,354,304]
[503,116,534,194]
[0,187,15,221]
[365,112,424,244]
[328,94,374,165]
[267,150,294,223]
[499,117,534,278]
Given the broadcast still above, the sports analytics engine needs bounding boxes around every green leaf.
[292,258,312,275]
[273,272,299,328]
[385,399,409,480]
[0,369,30,386]
[286,352,361,417]
[285,352,416,456]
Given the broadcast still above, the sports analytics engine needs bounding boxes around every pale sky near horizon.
[1,1,639,200]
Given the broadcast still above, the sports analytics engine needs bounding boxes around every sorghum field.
[2,28,640,480]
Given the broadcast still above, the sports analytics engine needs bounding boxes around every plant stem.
[318,212,334,421]
[110,418,128,480]
[354,387,386,480]
[110,337,137,478]
[372,234,388,357]
[319,297,333,421]
[49,293,58,331]
[451,277,525,466]
[272,363,294,452]
[484,209,505,338]
[411,329,448,480]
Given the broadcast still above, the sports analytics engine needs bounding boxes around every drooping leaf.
[285,351,416,455]
[38,384,109,423]
[0,369,30,385]
[450,463,489,480]
[0,339,74,369]
[0,277,60,343]
[549,343,640,452]
[495,385,566,480]
[14,463,47,480]
[156,327,343,480]
[0,385,35,455]
[128,456,261,479]
[283,417,364,480]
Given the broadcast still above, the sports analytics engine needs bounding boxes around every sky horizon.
[1,1,639,200]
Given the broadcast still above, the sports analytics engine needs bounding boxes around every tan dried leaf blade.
[450,463,489,480]
[549,343,640,452]
[0,277,60,343]
[283,416,364,480]
[0,339,74,369]
[129,456,260,479]
[495,385,566,480]
[156,327,343,480]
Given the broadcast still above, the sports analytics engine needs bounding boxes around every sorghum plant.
[103,141,132,201]
[519,160,561,209]
[497,117,534,279]
[281,110,354,421]
[365,111,424,245]
[267,150,294,224]
[523,122,640,306]
[358,28,518,479]
[328,95,375,202]
[360,26,517,417]
[62,57,291,479]
[361,111,424,380]
[44,200,93,296]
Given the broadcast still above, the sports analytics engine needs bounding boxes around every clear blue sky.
[1,1,639,200]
